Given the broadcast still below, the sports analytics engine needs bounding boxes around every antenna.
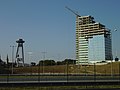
[65,6,80,17]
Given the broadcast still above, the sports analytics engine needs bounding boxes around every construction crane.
[65,6,80,17]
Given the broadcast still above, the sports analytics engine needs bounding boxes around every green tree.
[39,60,56,66]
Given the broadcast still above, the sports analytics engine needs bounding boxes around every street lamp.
[111,29,117,76]
[119,61,120,82]
[41,52,47,74]
[66,59,69,82]
[94,62,96,81]
[28,52,33,75]
[10,45,16,74]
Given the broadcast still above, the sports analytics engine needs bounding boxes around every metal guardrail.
[0,74,120,87]
[0,80,120,87]
[0,73,120,76]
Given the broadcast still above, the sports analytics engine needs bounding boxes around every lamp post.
[94,62,96,81]
[10,45,16,74]
[41,52,47,74]
[119,61,120,82]
[28,52,33,75]
[67,59,69,82]
[111,29,117,76]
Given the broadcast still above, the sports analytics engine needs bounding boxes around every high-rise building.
[76,15,112,64]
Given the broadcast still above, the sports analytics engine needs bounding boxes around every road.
[0,74,120,83]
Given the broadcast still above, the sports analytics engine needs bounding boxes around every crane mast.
[65,6,80,17]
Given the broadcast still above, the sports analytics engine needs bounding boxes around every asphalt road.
[0,74,120,83]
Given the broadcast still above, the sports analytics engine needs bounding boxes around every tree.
[0,55,6,68]
[31,62,36,66]
[63,59,76,65]
[115,56,119,61]
[6,54,9,67]
[56,59,76,65]
[56,61,63,65]
[39,60,56,66]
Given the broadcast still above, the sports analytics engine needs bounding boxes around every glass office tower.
[76,15,112,64]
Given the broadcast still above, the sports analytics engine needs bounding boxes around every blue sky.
[0,0,120,63]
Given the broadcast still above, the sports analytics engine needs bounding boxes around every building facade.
[76,15,112,64]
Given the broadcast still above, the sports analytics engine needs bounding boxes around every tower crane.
[65,6,80,17]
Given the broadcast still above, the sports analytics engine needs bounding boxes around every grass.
[1,62,120,90]
[1,62,119,81]
[12,62,120,75]
[0,85,120,90]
